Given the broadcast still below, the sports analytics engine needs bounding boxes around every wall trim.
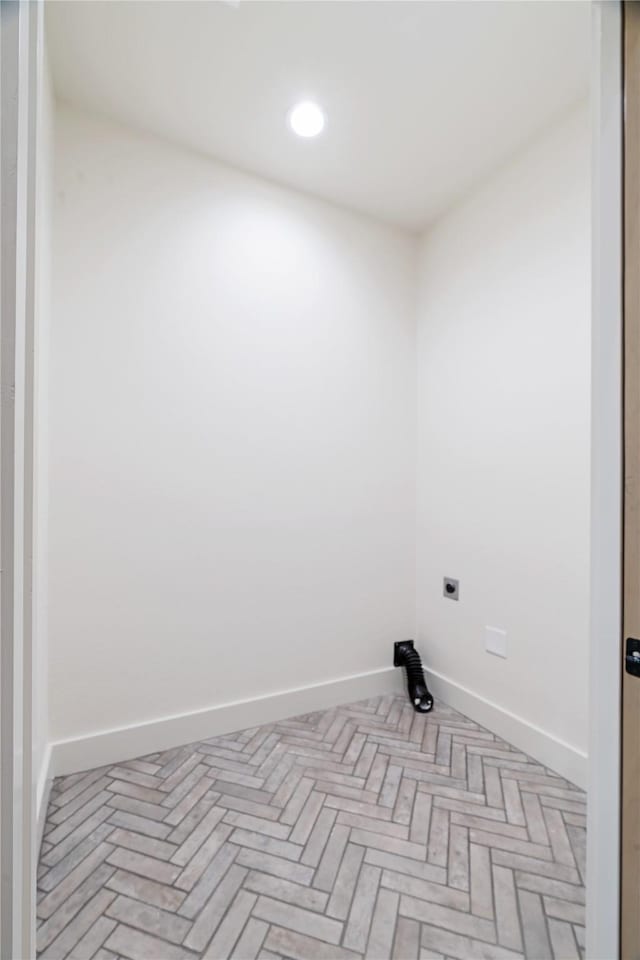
[427,668,587,789]
[36,743,52,852]
[50,667,404,777]
[49,663,586,788]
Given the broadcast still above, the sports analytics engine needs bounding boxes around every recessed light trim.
[288,101,325,138]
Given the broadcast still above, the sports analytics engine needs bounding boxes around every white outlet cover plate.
[485,626,507,659]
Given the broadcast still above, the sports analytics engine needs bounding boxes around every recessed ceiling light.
[288,101,325,138]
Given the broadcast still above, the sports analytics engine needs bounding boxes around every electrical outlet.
[443,577,459,601]
[485,626,507,658]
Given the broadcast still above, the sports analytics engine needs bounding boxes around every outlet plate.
[485,626,507,658]
[443,577,459,601]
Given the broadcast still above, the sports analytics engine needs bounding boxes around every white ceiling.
[47,1,590,231]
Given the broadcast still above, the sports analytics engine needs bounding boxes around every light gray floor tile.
[37,695,585,960]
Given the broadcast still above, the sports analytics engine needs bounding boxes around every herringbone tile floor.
[37,696,586,960]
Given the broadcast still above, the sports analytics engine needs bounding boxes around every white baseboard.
[48,664,587,789]
[50,667,404,777]
[427,668,587,789]
[36,743,53,851]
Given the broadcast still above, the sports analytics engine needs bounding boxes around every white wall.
[49,105,416,743]
[34,37,53,819]
[416,104,590,764]
[49,99,591,784]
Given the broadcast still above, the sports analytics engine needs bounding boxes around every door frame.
[0,2,41,956]
[621,2,640,956]
[588,2,623,959]
[0,2,627,956]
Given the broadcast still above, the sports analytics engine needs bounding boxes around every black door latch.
[626,637,640,676]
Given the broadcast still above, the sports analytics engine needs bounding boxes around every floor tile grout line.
[37,695,586,960]
[36,866,118,952]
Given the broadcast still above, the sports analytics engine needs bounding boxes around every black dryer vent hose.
[394,640,434,713]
